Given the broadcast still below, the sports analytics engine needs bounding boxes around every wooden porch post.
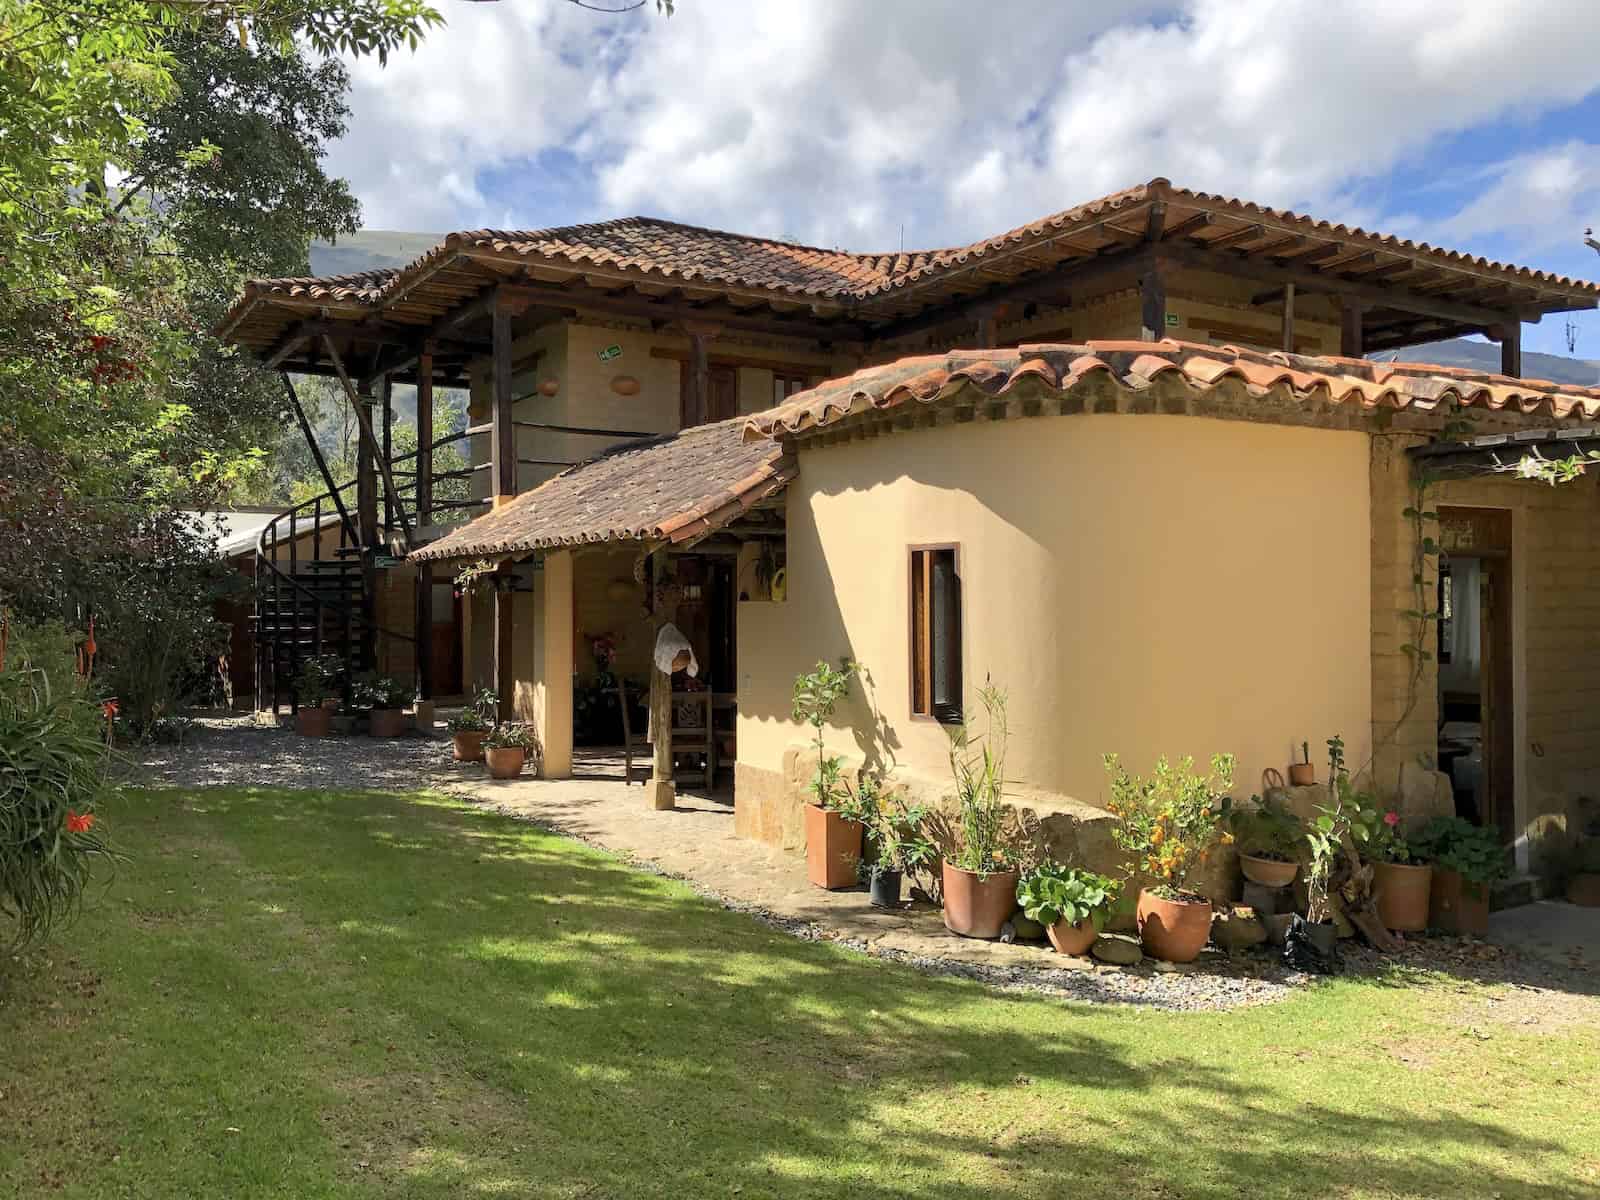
[491,293,518,504]
[493,565,515,724]
[415,344,434,701]
[1280,282,1296,353]
[1139,264,1167,341]
[973,303,999,349]
[1499,321,1522,378]
[686,329,710,428]
[355,377,378,671]
[648,555,676,810]
[1340,300,1364,358]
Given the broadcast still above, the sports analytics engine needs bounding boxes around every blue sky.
[329,1,1600,357]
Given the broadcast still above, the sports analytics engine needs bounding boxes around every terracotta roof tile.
[744,340,1600,440]
[410,418,793,562]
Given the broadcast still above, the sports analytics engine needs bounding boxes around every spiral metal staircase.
[252,427,484,714]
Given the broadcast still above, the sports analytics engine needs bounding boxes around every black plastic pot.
[868,868,903,908]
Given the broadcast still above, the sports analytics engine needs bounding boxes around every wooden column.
[415,345,434,700]
[380,375,394,531]
[493,568,514,724]
[491,294,517,503]
[356,378,378,671]
[648,555,676,810]
[1280,283,1296,353]
[1139,265,1167,341]
[974,304,999,349]
[1499,320,1522,378]
[539,550,574,779]
[686,329,710,428]
[1340,300,1364,358]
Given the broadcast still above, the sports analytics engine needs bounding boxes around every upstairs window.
[909,545,962,723]
[773,372,810,403]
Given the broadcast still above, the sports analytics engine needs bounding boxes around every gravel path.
[128,717,1598,1014]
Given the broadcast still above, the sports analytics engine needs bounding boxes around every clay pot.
[368,708,408,738]
[867,868,903,909]
[452,730,487,762]
[1046,917,1098,956]
[804,804,862,890]
[1430,867,1490,936]
[485,746,526,780]
[295,706,331,737]
[1240,854,1299,888]
[1135,888,1214,963]
[1373,860,1433,932]
[1288,763,1316,787]
[941,863,1019,939]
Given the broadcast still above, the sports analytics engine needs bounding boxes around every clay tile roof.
[410,418,794,562]
[744,340,1600,440]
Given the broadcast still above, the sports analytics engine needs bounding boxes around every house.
[219,178,1600,886]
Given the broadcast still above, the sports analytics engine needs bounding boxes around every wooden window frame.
[908,543,963,724]
[772,371,811,404]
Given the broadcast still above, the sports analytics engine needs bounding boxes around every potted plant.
[483,722,540,780]
[1363,807,1432,932]
[353,671,412,738]
[448,687,497,761]
[291,655,342,737]
[1288,741,1315,787]
[941,683,1019,939]
[1016,862,1121,956]
[1105,750,1236,963]
[1228,793,1304,887]
[792,660,868,889]
[858,778,934,908]
[1411,815,1510,936]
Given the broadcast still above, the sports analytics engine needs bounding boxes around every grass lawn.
[3,787,1597,1199]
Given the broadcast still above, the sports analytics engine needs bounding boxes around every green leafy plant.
[292,654,343,708]
[484,722,541,755]
[945,682,1014,877]
[1304,736,1384,923]
[447,708,490,734]
[352,671,411,710]
[1364,807,1418,864]
[1015,862,1121,931]
[1105,751,1236,901]
[791,660,868,819]
[859,776,935,878]
[1410,815,1510,894]
[1228,794,1304,862]
[1,615,121,950]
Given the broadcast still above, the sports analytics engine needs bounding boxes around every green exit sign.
[1165,313,1180,327]
[597,344,623,362]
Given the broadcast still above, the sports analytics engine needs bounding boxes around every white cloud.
[1440,141,1600,251]
[328,0,1600,256]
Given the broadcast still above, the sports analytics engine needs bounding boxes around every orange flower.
[1220,831,1235,845]
[1151,826,1166,847]
[66,810,94,834]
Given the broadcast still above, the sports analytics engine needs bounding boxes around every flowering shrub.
[0,614,119,950]
[1104,752,1236,901]
[1364,808,1418,864]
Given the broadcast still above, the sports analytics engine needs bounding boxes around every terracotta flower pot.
[368,708,408,738]
[1288,763,1316,787]
[452,730,487,762]
[804,804,863,890]
[1430,867,1490,936]
[295,706,331,737]
[1373,860,1433,932]
[1135,888,1213,963]
[1046,917,1098,957]
[1240,854,1299,888]
[485,746,526,780]
[941,862,1019,939]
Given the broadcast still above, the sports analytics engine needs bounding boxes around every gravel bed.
[131,719,1595,1014]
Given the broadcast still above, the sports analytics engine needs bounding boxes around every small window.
[910,545,962,723]
[773,372,810,403]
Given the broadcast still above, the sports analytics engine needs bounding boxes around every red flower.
[102,699,120,720]
[66,810,95,834]
[1383,810,1400,827]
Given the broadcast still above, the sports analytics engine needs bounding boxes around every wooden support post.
[1340,300,1364,358]
[355,377,378,672]
[1139,265,1167,341]
[973,304,998,349]
[1499,320,1522,378]
[491,295,517,503]
[647,554,676,810]
[380,375,394,532]
[1281,282,1296,353]
[415,345,434,701]
[493,567,514,724]
[686,328,710,428]
[280,373,357,544]
[322,337,412,546]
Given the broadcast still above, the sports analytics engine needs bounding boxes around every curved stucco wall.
[737,412,1372,811]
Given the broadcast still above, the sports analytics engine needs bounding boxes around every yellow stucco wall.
[737,412,1374,814]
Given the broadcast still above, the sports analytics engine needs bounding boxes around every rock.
[1092,933,1143,965]
[1213,906,1268,954]
[1010,914,1047,940]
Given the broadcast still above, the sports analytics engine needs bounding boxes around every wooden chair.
[617,677,650,786]
[668,690,716,789]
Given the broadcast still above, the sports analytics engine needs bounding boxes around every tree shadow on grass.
[70,787,1599,1199]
